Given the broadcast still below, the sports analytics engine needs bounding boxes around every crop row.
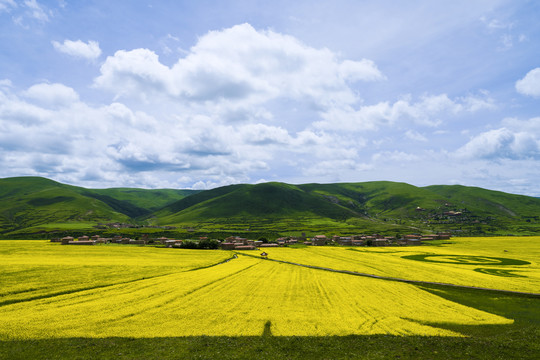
[0,249,511,339]
[242,237,540,293]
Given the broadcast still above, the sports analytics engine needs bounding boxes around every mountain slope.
[151,181,540,235]
[0,177,197,234]
[297,182,450,217]
[424,185,540,219]
[82,188,199,217]
[0,177,131,233]
[2,177,540,237]
[152,182,360,224]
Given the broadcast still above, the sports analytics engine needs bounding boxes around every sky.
[1,0,540,195]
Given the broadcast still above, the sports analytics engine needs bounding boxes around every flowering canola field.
[0,240,519,339]
[247,237,540,294]
[0,241,232,306]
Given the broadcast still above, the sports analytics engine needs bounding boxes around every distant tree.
[180,241,199,249]
[198,239,219,249]
[258,237,269,243]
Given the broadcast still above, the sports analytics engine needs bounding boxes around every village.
[52,232,451,249]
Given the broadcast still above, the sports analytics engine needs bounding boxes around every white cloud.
[303,159,372,178]
[0,79,13,88]
[94,23,384,108]
[0,80,302,188]
[482,18,512,31]
[239,123,292,145]
[516,68,540,97]
[314,93,494,131]
[5,17,539,193]
[338,59,386,82]
[52,39,102,60]
[405,130,427,142]
[0,0,16,12]
[502,117,540,132]
[372,151,420,163]
[456,127,540,160]
[23,83,79,108]
[94,48,171,98]
[24,0,50,22]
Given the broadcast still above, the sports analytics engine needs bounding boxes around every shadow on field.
[0,286,538,360]
[262,320,273,337]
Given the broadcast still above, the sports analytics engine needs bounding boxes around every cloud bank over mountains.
[1,1,540,195]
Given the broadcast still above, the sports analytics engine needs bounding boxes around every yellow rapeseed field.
[0,240,514,339]
[0,240,232,305]
[251,236,540,293]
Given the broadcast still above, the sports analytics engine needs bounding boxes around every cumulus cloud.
[23,83,79,107]
[239,123,292,145]
[94,23,384,107]
[3,22,529,191]
[456,127,540,160]
[314,93,495,131]
[52,39,102,60]
[94,48,171,98]
[0,81,304,187]
[516,68,540,97]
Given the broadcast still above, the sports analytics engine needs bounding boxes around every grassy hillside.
[0,177,131,235]
[425,184,540,218]
[2,176,540,237]
[297,181,449,217]
[152,182,359,224]
[0,177,196,237]
[82,188,199,218]
[152,181,540,236]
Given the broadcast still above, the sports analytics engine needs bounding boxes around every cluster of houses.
[217,236,300,250]
[52,235,149,245]
[52,232,450,248]
[217,233,451,250]
[312,233,450,246]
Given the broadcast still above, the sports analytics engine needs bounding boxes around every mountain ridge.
[1,176,539,237]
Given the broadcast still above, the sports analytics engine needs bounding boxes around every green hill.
[0,177,131,234]
[296,181,449,217]
[1,176,540,237]
[425,185,540,218]
[81,188,199,217]
[152,182,359,224]
[0,177,196,236]
[152,181,540,235]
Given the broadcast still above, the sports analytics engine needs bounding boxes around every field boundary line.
[185,254,237,271]
[236,252,540,298]
[0,255,237,307]
[0,273,173,307]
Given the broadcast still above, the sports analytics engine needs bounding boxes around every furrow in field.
[0,241,234,305]
[245,237,539,293]
[0,256,512,339]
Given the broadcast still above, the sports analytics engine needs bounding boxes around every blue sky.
[1,0,540,195]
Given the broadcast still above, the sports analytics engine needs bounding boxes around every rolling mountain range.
[1,176,539,238]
